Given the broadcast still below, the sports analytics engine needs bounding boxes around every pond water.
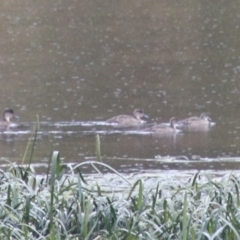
[0,0,240,173]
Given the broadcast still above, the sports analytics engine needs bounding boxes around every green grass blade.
[95,134,102,162]
[182,193,188,240]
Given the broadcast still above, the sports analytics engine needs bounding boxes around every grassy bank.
[0,152,240,239]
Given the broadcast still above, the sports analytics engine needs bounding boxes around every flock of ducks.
[106,109,214,134]
[0,108,214,134]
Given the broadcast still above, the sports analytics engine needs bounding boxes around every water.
[0,0,240,173]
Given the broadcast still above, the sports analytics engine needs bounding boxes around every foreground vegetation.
[1,129,240,239]
[1,152,240,239]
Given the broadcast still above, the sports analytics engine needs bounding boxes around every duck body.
[0,121,9,128]
[106,109,148,126]
[179,113,213,131]
[144,117,181,134]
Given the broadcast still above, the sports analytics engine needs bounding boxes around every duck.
[179,113,212,128]
[178,113,214,132]
[144,117,181,134]
[0,109,19,129]
[106,109,148,126]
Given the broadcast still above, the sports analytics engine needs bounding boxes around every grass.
[1,126,240,239]
[1,159,240,239]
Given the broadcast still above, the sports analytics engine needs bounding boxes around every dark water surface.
[0,0,240,173]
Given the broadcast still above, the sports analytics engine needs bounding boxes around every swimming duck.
[178,113,214,131]
[179,113,212,127]
[0,109,19,129]
[106,109,148,126]
[144,117,181,134]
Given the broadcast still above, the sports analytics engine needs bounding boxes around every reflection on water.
[0,0,240,173]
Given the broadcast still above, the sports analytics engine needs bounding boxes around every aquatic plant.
[1,156,240,239]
